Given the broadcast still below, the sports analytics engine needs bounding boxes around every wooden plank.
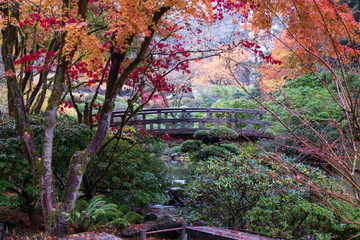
[185,226,274,240]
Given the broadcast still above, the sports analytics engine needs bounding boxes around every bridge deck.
[111,107,273,139]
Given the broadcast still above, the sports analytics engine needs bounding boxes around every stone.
[144,213,158,222]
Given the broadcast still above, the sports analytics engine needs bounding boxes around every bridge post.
[181,109,187,129]
[158,110,162,130]
[262,123,269,132]
[231,111,235,129]
[164,113,169,131]
[207,109,213,128]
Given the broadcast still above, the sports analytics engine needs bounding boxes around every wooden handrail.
[111,107,273,135]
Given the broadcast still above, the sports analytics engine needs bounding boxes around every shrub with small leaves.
[181,140,202,153]
[183,147,360,239]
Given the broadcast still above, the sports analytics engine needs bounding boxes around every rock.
[145,204,176,219]
[144,213,158,222]
[121,223,153,238]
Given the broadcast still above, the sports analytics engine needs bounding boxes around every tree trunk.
[50,8,170,232]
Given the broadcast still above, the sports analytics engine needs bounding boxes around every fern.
[68,196,143,232]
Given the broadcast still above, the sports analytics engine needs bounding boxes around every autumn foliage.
[0,0,281,236]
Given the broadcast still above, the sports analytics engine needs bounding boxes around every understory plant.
[68,195,142,233]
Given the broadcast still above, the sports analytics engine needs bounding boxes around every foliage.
[248,194,360,239]
[181,140,202,153]
[219,143,241,155]
[207,126,238,141]
[193,145,232,162]
[85,138,171,208]
[184,155,273,229]
[264,74,343,163]
[175,127,241,162]
[0,115,91,222]
[253,1,359,92]
[184,146,360,239]
[193,126,238,145]
[231,90,247,99]
[169,146,182,155]
[68,196,142,233]
[193,130,212,144]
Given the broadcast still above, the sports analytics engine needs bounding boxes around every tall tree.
[1,0,276,235]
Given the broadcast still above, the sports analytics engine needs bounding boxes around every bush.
[0,115,92,225]
[193,145,232,162]
[184,156,273,228]
[86,139,171,208]
[193,130,212,144]
[194,127,238,144]
[181,128,241,162]
[181,140,202,153]
[231,90,247,99]
[169,146,182,155]
[183,147,360,239]
[248,194,360,239]
[219,143,241,155]
[208,126,238,142]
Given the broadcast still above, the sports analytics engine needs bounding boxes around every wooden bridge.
[111,107,273,139]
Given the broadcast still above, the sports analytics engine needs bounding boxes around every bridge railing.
[111,107,273,135]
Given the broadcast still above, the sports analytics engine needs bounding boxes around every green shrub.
[184,156,273,228]
[194,145,231,162]
[0,115,92,225]
[86,139,171,208]
[193,127,238,144]
[181,140,202,153]
[231,90,247,99]
[219,143,241,155]
[183,148,360,239]
[248,194,360,239]
[169,146,182,155]
[208,126,238,142]
[193,130,212,144]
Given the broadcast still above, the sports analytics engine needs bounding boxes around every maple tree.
[1,0,284,236]
[224,0,360,234]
